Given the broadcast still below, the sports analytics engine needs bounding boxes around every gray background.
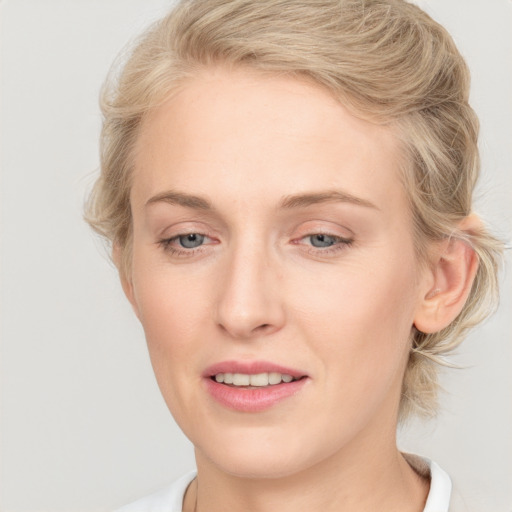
[1,1,510,510]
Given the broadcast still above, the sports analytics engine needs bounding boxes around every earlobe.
[112,243,141,320]
[414,224,480,334]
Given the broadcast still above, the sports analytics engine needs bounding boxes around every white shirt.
[115,456,453,512]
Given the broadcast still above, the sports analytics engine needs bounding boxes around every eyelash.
[157,232,354,258]
[157,233,213,258]
[294,233,353,256]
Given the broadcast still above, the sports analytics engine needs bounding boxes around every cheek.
[288,251,418,375]
[284,257,418,436]
[130,261,211,393]
[132,252,209,334]
[132,279,212,439]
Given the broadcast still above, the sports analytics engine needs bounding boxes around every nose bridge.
[215,231,284,339]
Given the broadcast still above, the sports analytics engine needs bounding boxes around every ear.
[112,243,141,320]
[413,216,480,334]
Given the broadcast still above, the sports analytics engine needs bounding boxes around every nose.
[214,242,286,340]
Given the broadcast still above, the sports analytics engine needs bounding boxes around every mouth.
[203,361,309,412]
[211,372,305,388]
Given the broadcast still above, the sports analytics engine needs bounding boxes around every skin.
[119,66,478,512]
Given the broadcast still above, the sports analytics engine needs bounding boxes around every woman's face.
[125,67,431,478]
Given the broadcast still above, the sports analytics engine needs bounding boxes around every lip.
[202,360,309,413]
[202,360,307,379]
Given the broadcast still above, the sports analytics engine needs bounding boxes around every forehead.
[132,67,405,212]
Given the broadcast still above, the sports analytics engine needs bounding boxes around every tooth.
[250,373,269,387]
[224,373,234,384]
[268,372,282,385]
[281,374,293,383]
[215,373,224,383]
[233,373,250,386]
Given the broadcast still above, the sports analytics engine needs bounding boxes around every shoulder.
[114,471,196,512]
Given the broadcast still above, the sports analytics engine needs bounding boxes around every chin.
[192,423,335,480]
[203,448,315,480]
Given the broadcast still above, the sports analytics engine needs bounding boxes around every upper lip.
[202,360,307,379]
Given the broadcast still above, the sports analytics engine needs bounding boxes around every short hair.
[85,0,503,419]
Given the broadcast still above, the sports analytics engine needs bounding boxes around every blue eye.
[308,234,337,248]
[178,233,205,248]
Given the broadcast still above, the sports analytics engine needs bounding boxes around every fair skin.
[117,67,478,512]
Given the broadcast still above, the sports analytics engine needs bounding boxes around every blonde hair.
[85,0,503,419]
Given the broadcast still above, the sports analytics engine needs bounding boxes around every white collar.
[403,453,452,511]
[115,455,452,511]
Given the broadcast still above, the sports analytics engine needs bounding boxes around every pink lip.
[203,360,309,413]
[202,360,306,379]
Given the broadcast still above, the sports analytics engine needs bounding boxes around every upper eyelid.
[290,218,355,236]
[159,229,352,242]
[156,222,215,239]
[156,217,355,243]
[294,230,353,242]
[147,209,226,236]
[295,234,353,247]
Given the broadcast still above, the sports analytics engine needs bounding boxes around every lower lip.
[204,378,308,412]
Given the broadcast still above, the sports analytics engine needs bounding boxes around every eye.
[158,232,215,258]
[177,233,205,249]
[308,234,338,248]
[293,231,353,257]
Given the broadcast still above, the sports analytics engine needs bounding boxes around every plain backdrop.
[1,1,511,511]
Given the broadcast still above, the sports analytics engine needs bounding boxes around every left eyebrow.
[279,190,379,210]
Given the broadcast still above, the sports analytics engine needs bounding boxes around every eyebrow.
[146,191,213,210]
[145,189,378,211]
[280,190,379,210]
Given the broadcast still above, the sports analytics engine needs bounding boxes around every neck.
[185,429,429,512]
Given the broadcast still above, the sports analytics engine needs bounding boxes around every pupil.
[311,234,335,248]
[179,233,204,248]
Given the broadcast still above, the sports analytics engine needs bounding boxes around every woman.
[86,1,502,510]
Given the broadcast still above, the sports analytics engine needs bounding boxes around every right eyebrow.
[145,190,213,210]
